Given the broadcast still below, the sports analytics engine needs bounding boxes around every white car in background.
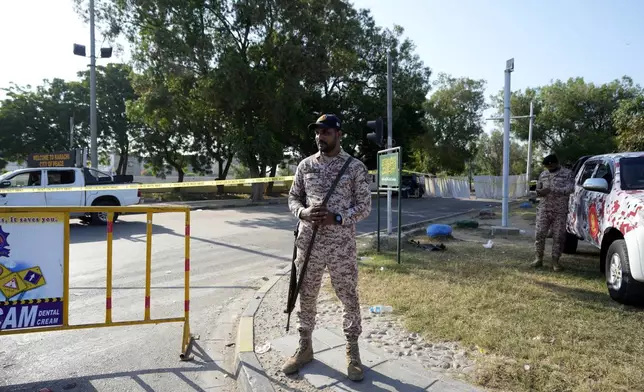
[0,167,141,225]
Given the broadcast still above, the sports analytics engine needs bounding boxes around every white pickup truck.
[0,166,141,225]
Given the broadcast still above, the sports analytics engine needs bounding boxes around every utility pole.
[89,0,98,169]
[525,101,534,195]
[386,52,393,235]
[502,58,514,228]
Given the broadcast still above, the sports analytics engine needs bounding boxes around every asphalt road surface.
[0,197,497,392]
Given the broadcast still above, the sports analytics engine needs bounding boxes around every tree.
[126,70,196,183]
[77,63,138,175]
[473,130,535,177]
[0,79,88,169]
[615,95,644,152]
[82,0,432,200]
[493,76,641,165]
[410,73,487,174]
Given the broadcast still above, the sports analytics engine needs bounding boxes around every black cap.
[308,114,341,130]
[542,154,559,165]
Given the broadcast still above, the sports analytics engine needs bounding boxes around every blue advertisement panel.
[0,213,65,330]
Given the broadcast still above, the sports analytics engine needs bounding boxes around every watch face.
[335,215,342,222]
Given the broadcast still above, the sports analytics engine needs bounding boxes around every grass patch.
[357,232,644,392]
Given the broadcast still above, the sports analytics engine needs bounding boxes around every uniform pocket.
[304,173,325,204]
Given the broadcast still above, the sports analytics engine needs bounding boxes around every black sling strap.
[284,156,354,331]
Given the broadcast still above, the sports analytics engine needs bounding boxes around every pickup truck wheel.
[605,239,644,305]
[91,201,119,226]
[563,232,578,254]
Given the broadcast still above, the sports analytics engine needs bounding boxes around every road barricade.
[0,206,197,360]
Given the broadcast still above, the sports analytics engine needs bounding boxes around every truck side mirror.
[0,180,11,188]
[582,178,609,193]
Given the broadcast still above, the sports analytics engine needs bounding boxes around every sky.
[0,0,642,133]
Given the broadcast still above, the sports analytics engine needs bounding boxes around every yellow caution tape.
[0,170,427,195]
[0,175,296,194]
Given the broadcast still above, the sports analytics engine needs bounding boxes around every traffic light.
[366,117,384,147]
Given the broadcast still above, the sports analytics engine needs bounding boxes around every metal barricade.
[0,206,196,360]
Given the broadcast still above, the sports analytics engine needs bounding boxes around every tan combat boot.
[281,331,314,374]
[552,258,563,272]
[530,256,543,268]
[346,340,364,381]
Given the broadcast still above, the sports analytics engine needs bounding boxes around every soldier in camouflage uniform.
[532,154,574,271]
[283,114,372,381]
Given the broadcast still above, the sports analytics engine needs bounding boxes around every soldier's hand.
[537,188,551,196]
[301,205,328,222]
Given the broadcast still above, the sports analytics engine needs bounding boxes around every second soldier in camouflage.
[533,154,574,271]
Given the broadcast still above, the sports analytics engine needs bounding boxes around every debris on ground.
[483,240,494,249]
[478,209,496,219]
[369,305,393,314]
[409,239,446,251]
[454,220,480,229]
[256,342,271,354]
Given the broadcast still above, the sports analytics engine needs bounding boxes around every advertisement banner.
[0,213,65,331]
[378,151,400,188]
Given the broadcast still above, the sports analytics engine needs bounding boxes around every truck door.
[44,169,83,207]
[570,160,599,242]
[0,170,47,206]
[585,159,615,247]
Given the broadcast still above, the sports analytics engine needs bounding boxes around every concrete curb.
[234,267,291,392]
[233,198,528,391]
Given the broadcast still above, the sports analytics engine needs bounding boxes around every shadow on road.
[224,215,296,231]
[69,221,179,245]
[2,341,233,392]
[191,236,291,262]
[69,285,256,290]
[242,356,431,392]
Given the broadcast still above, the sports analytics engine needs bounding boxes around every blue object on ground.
[520,202,532,209]
[427,224,452,237]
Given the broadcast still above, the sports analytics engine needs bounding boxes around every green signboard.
[378,152,399,188]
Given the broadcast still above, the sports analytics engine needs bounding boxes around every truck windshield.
[620,157,644,190]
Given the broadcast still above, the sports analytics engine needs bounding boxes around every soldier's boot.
[552,257,563,272]
[281,330,314,374]
[530,255,543,268]
[346,339,364,382]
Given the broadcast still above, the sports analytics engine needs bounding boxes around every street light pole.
[386,52,393,235]
[73,1,111,168]
[502,58,514,228]
[89,0,98,169]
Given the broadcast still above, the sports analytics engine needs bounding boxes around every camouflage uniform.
[534,167,574,268]
[284,148,371,379]
[288,148,372,338]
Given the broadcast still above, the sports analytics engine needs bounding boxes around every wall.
[473,174,528,200]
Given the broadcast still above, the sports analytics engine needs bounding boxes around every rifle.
[284,156,353,332]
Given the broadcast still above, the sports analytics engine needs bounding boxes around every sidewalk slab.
[269,328,484,392]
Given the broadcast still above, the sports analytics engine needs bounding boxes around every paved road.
[0,197,496,392]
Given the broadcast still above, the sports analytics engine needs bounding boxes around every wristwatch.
[334,214,343,225]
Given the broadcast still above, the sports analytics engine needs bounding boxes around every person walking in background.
[532,154,574,271]
[283,113,372,381]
